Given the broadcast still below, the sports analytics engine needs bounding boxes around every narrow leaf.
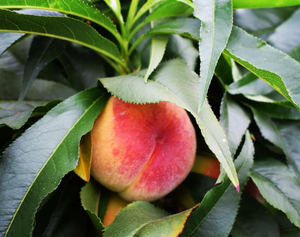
[166,35,199,70]
[103,0,123,23]
[227,73,274,96]
[133,0,195,27]
[0,88,109,237]
[144,0,193,23]
[0,100,60,129]
[100,59,239,192]
[224,26,300,111]
[144,35,169,82]
[18,36,66,103]
[0,9,123,65]
[250,107,300,178]
[231,194,280,237]
[80,180,104,236]
[193,0,233,111]
[0,32,25,56]
[268,8,300,53]
[104,201,196,237]
[145,18,200,40]
[180,131,254,237]
[219,92,251,156]
[251,158,300,227]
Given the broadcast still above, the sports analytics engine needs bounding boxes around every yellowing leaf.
[74,132,92,182]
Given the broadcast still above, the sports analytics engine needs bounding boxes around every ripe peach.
[91,96,196,202]
[192,155,220,179]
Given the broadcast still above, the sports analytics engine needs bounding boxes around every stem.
[101,54,129,75]
[128,34,148,56]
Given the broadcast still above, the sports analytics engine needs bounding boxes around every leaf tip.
[236,184,240,193]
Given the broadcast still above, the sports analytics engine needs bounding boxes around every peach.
[192,155,220,179]
[91,96,196,202]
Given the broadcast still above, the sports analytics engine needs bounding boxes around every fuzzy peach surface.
[91,96,196,202]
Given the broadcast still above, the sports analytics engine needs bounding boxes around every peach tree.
[1,0,300,236]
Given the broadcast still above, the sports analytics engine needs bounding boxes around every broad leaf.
[193,0,233,111]
[0,0,121,42]
[18,36,66,103]
[0,9,124,66]
[100,59,239,192]
[219,92,251,156]
[251,158,300,228]
[268,8,300,53]
[180,131,254,237]
[104,201,195,237]
[224,26,300,111]
[0,88,109,237]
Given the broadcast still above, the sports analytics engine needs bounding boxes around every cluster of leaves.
[1,0,300,236]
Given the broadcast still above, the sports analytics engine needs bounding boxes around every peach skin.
[91,96,196,202]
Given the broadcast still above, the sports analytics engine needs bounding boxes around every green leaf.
[224,26,300,111]
[18,36,66,103]
[80,180,104,236]
[104,201,195,237]
[219,92,251,156]
[250,107,300,178]
[103,0,123,23]
[214,54,234,85]
[233,0,300,9]
[180,131,254,237]
[234,7,296,38]
[132,0,195,29]
[227,73,274,96]
[33,175,87,237]
[146,17,200,40]
[165,35,198,70]
[231,194,280,237]
[268,8,300,53]
[100,58,239,192]
[0,0,121,42]
[0,32,25,56]
[251,158,300,228]
[0,88,109,237]
[247,101,300,120]
[0,9,124,66]
[144,35,169,82]
[129,18,200,55]
[145,0,193,23]
[58,43,105,90]
[193,0,233,111]
[0,100,60,129]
